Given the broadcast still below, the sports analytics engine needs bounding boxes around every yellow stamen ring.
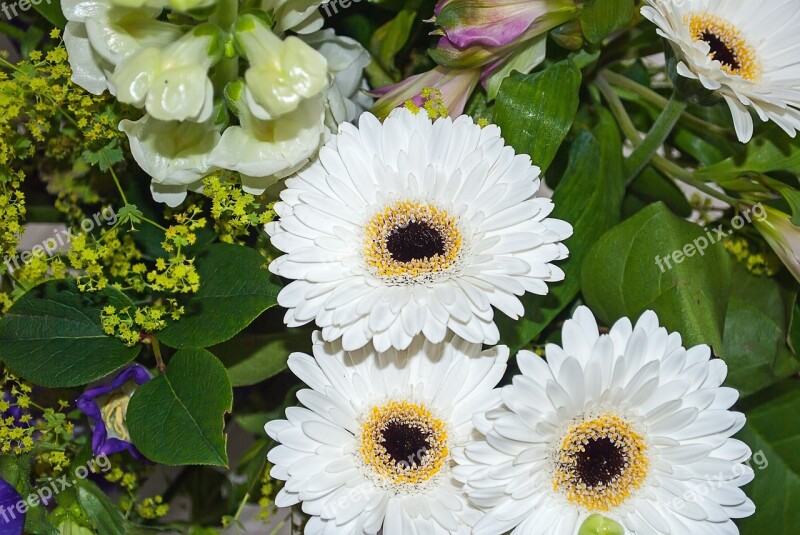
[687,13,760,80]
[364,201,463,280]
[553,414,649,512]
[359,400,449,486]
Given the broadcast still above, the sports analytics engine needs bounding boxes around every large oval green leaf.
[127,349,233,467]
[494,60,582,173]
[581,202,732,350]
[0,280,140,388]
[157,244,281,349]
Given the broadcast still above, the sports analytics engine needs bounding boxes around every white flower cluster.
[262,110,756,535]
[62,0,371,206]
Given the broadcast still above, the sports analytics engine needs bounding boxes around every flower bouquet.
[0,0,799,533]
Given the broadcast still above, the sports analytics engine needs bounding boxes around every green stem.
[105,157,129,205]
[597,75,739,206]
[602,69,729,137]
[624,95,687,185]
[269,516,289,535]
[140,216,168,232]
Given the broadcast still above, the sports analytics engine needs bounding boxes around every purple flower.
[431,0,579,69]
[0,477,24,535]
[76,365,152,459]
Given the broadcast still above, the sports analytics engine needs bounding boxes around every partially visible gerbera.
[265,332,508,535]
[455,306,755,534]
[642,0,800,142]
[76,364,152,458]
[267,108,572,351]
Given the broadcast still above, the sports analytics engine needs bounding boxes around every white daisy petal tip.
[641,0,800,143]
[268,107,572,351]
[265,332,508,534]
[459,306,756,535]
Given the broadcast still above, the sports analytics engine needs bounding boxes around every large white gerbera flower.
[455,306,755,534]
[267,108,572,352]
[641,0,800,143]
[265,332,508,535]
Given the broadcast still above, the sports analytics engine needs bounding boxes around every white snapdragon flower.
[301,29,373,126]
[111,24,223,122]
[262,0,328,34]
[62,0,182,94]
[208,81,328,195]
[120,114,222,207]
[234,14,329,120]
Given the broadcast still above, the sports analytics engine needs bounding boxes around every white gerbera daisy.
[265,332,509,535]
[455,306,755,534]
[267,108,572,352]
[641,0,800,143]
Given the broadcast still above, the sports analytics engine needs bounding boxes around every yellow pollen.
[687,13,760,80]
[364,201,462,280]
[359,400,449,486]
[553,414,649,512]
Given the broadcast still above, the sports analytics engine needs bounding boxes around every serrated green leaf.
[127,349,233,466]
[494,61,582,173]
[581,203,732,350]
[695,133,800,183]
[157,244,281,349]
[0,280,141,388]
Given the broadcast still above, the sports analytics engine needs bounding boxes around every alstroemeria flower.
[0,477,24,535]
[431,0,578,69]
[208,81,327,195]
[753,206,800,283]
[371,65,481,119]
[234,14,328,120]
[62,0,183,94]
[120,113,222,207]
[76,365,152,458]
[111,24,223,122]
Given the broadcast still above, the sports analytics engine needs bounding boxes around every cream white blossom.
[267,108,572,352]
[642,0,800,142]
[119,114,222,207]
[456,306,755,535]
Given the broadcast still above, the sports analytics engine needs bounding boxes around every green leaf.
[628,166,693,218]
[127,349,233,466]
[0,280,141,388]
[213,330,308,387]
[32,0,67,28]
[499,108,625,350]
[369,9,417,80]
[75,480,125,535]
[157,244,281,349]
[82,141,124,172]
[721,267,799,396]
[494,61,582,173]
[581,202,732,350]
[579,0,635,44]
[694,134,800,183]
[736,381,800,534]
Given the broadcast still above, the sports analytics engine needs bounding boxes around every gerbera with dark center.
[642,0,800,142]
[265,332,508,534]
[455,306,755,534]
[267,108,572,352]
